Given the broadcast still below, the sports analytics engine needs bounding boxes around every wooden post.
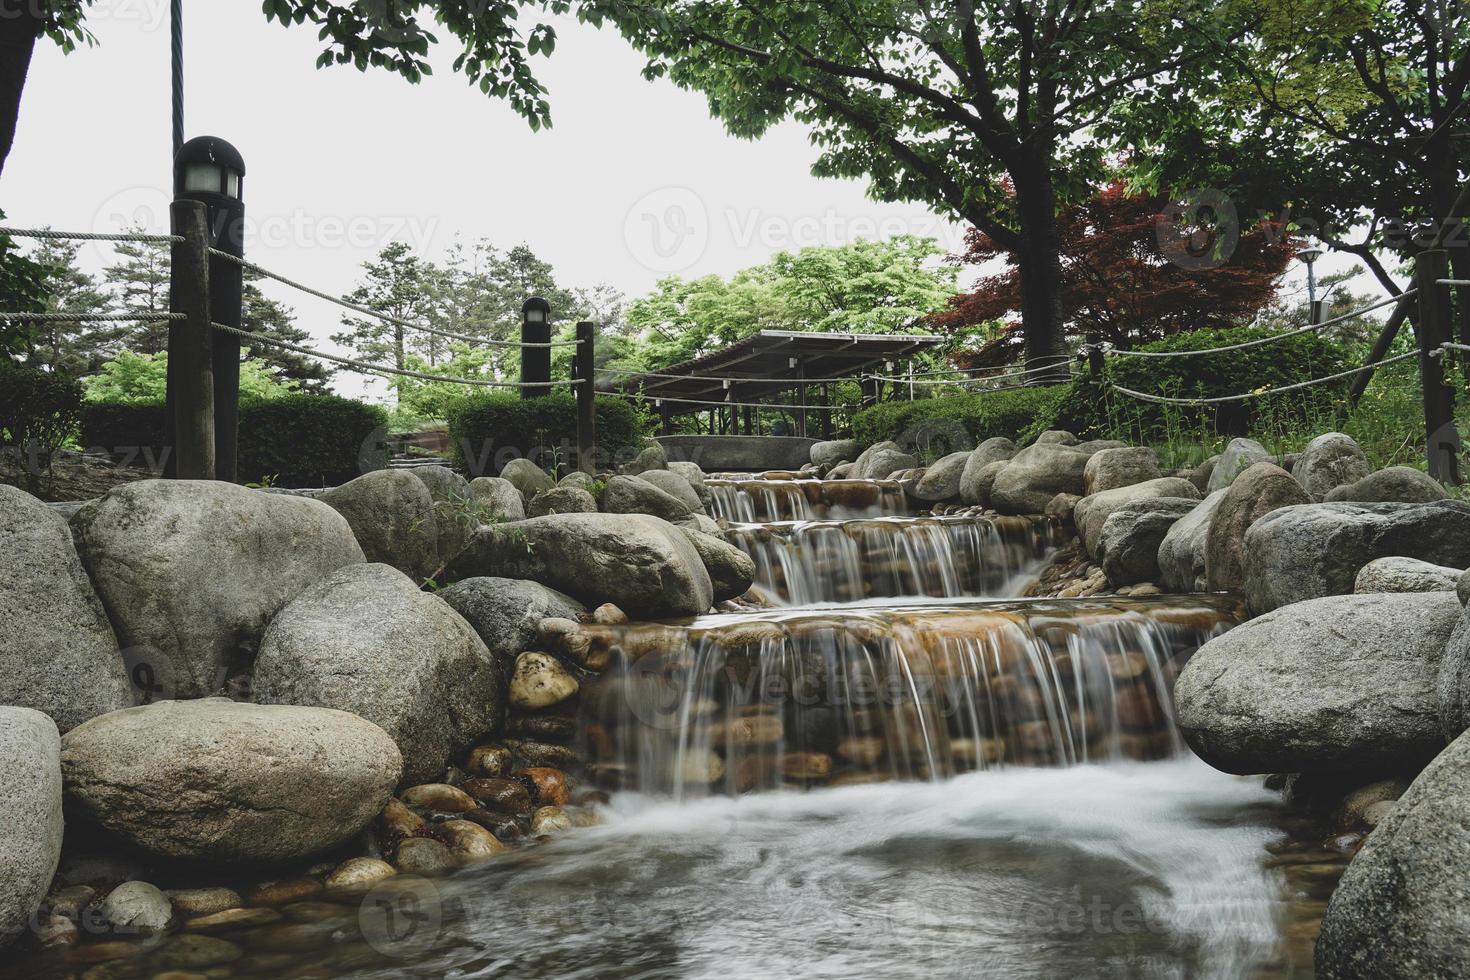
[1086,331,1104,387]
[820,383,833,438]
[574,321,596,473]
[1346,295,1414,409]
[168,200,214,480]
[658,400,671,435]
[1416,249,1463,483]
[795,358,808,437]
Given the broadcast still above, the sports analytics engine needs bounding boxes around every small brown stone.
[400,783,477,814]
[515,766,571,806]
[460,808,528,841]
[165,887,242,918]
[394,837,457,876]
[780,752,833,781]
[35,912,78,947]
[531,806,575,834]
[465,744,515,778]
[509,652,580,710]
[591,603,628,625]
[183,907,281,933]
[505,738,582,770]
[462,777,534,814]
[836,736,885,766]
[505,713,580,743]
[324,857,397,892]
[439,819,510,863]
[709,714,784,747]
[380,798,427,838]
[244,878,322,907]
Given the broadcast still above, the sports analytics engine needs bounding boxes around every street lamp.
[174,136,246,481]
[1298,246,1324,325]
[521,297,552,400]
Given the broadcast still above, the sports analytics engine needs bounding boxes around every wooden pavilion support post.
[793,357,808,437]
[574,321,596,474]
[167,199,214,480]
[1415,249,1463,483]
[820,383,833,438]
[658,400,672,435]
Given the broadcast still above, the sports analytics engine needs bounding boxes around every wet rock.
[639,469,707,515]
[1292,432,1372,500]
[509,652,579,710]
[991,444,1091,514]
[72,480,364,699]
[516,767,571,806]
[592,603,628,625]
[465,745,515,779]
[0,486,131,731]
[603,475,692,521]
[811,439,860,469]
[379,798,427,841]
[324,857,396,892]
[152,934,242,969]
[781,752,833,781]
[958,438,1019,505]
[1083,447,1161,495]
[439,819,508,863]
[319,470,440,582]
[1074,478,1200,558]
[1243,500,1470,613]
[1203,462,1311,593]
[912,452,970,502]
[1317,728,1470,979]
[462,777,533,814]
[506,713,580,742]
[1334,778,1410,830]
[710,714,784,747]
[504,738,581,770]
[400,783,477,814]
[253,563,500,784]
[1175,592,1460,774]
[61,700,400,863]
[669,750,724,786]
[99,881,172,932]
[0,708,62,950]
[1354,556,1461,594]
[1156,489,1226,594]
[1207,437,1273,493]
[1325,465,1449,504]
[531,806,574,835]
[680,528,756,602]
[528,486,599,517]
[470,476,526,522]
[183,906,281,933]
[164,888,241,918]
[46,884,95,919]
[1096,498,1199,586]
[449,513,714,619]
[837,736,886,766]
[393,838,456,876]
[1044,492,1081,520]
[855,443,919,481]
[438,577,585,676]
[499,458,555,501]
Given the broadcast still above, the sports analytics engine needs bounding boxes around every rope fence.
[0,226,183,245]
[609,389,860,411]
[1107,350,1422,405]
[0,311,185,322]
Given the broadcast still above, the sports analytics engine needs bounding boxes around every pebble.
[509,652,580,710]
[505,713,580,743]
[531,806,575,835]
[164,888,242,918]
[465,744,515,778]
[780,752,833,781]
[99,881,173,932]
[400,783,477,813]
[324,857,397,892]
[591,603,628,625]
[515,766,572,806]
[394,837,458,876]
[709,715,784,746]
[47,884,97,918]
[504,738,581,769]
[150,935,243,969]
[278,901,351,925]
[65,941,149,966]
[439,819,510,863]
[461,809,528,841]
[669,750,724,785]
[836,736,885,766]
[35,912,79,947]
[462,776,533,814]
[243,878,322,907]
[379,798,428,839]
[183,908,281,933]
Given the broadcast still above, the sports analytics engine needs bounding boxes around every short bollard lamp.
[521,297,552,399]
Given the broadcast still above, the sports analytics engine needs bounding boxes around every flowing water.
[707,478,907,523]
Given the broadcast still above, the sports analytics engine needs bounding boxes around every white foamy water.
[379,759,1288,980]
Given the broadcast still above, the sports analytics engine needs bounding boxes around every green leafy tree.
[0,1,93,179]
[102,224,172,354]
[82,350,297,405]
[0,212,60,360]
[331,242,437,373]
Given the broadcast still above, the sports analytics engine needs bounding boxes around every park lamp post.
[1298,245,1324,325]
[521,297,552,399]
[173,136,246,481]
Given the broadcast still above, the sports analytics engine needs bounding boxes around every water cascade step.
[707,477,906,522]
[729,514,1062,605]
[579,595,1242,798]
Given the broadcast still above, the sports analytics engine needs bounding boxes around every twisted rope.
[0,311,184,322]
[208,322,583,389]
[0,227,183,244]
[1108,350,1421,405]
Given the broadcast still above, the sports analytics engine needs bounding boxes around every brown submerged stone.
[780,752,833,781]
[380,798,427,839]
[505,738,582,770]
[463,777,534,814]
[514,766,571,806]
[400,783,477,813]
[183,907,281,932]
[244,878,322,907]
[505,713,580,743]
[439,819,509,863]
[465,744,515,778]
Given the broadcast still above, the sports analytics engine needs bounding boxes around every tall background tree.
[24,234,115,374]
[242,271,333,393]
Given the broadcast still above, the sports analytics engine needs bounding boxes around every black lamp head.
[174,136,246,202]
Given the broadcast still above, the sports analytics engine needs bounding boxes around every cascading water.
[579,595,1241,798]
[707,477,907,522]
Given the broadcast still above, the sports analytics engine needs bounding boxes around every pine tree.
[103,223,172,354]
[25,235,116,374]
[331,242,436,373]
[242,271,332,393]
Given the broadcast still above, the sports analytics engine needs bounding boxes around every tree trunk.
[0,5,43,182]
[1012,161,1068,383]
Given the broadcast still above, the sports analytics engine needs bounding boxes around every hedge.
[0,363,84,456]
[851,386,1068,460]
[80,394,387,487]
[447,392,646,476]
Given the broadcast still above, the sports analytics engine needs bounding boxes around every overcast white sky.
[5,1,1362,400]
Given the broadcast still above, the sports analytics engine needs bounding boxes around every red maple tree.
[931,181,1298,368]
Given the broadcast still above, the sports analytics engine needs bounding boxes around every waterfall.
[707,478,907,522]
[579,595,1242,799]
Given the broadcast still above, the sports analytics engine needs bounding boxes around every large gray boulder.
[438,577,584,674]
[252,564,500,784]
[1355,557,1461,595]
[958,438,1018,506]
[411,466,476,567]
[527,486,599,517]
[680,528,756,602]
[961,460,1009,509]
[1243,500,1470,614]
[1035,430,1078,445]
[1157,489,1226,593]
[638,469,708,515]
[1325,466,1449,504]
[319,470,440,582]
[990,443,1091,515]
[72,481,364,700]
[603,475,692,521]
[61,699,400,864]
[1203,462,1311,593]
[1074,477,1200,558]
[1317,727,1470,979]
[0,708,62,950]
[1206,437,1272,493]
[470,476,525,523]
[811,439,860,469]
[1292,432,1372,500]
[1175,592,1460,775]
[0,486,131,732]
[449,513,714,619]
[1096,498,1199,586]
[499,458,555,500]
[857,446,919,481]
[912,452,970,502]
[1438,603,1470,738]
[1083,447,1161,495]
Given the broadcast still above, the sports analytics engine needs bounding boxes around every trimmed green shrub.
[237,394,388,487]
[851,386,1068,460]
[0,363,84,461]
[448,392,647,475]
[78,402,171,469]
